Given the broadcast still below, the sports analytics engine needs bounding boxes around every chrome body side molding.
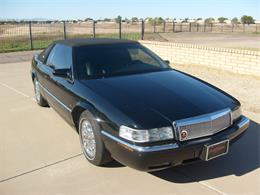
[38,82,72,112]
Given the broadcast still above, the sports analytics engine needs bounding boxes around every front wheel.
[79,110,112,166]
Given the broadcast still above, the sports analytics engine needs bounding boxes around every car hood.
[80,70,238,129]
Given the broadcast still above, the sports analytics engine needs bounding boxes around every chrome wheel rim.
[35,80,40,103]
[81,120,96,160]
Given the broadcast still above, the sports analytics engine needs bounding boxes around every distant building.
[144,18,150,23]
[110,19,117,23]
[223,19,232,24]
[196,19,205,24]
[174,18,184,23]
[188,19,196,23]
[165,18,174,22]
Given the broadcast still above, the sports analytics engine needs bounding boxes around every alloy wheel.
[34,80,41,103]
[81,119,96,160]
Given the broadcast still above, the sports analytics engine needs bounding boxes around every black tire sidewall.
[79,110,110,166]
[33,78,48,107]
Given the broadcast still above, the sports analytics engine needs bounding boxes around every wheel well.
[72,106,86,133]
[32,72,36,82]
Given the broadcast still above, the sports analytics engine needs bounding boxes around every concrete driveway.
[0,54,259,194]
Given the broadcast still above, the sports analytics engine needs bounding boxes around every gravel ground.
[160,32,260,50]
[174,63,260,122]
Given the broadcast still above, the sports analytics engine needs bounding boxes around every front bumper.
[102,116,250,171]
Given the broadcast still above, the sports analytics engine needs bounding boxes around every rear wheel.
[79,110,112,166]
[34,78,48,107]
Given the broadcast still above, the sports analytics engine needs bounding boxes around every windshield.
[74,43,171,79]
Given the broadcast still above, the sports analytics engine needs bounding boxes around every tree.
[183,18,189,23]
[155,17,164,24]
[124,18,130,23]
[103,18,111,22]
[231,17,239,24]
[84,18,93,22]
[218,17,228,23]
[131,17,139,22]
[241,15,255,24]
[146,17,164,25]
[205,17,215,24]
[147,17,154,24]
[115,15,122,23]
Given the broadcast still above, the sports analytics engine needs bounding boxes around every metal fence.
[0,20,259,52]
[152,22,260,33]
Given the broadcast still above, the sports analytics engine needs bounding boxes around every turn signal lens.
[231,107,242,122]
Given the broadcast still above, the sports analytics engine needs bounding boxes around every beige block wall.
[139,41,260,76]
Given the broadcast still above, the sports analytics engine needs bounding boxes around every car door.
[34,44,54,93]
[43,44,75,124]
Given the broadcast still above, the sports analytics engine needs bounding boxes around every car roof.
[54,38,139,47]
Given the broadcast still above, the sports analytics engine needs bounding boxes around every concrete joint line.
[176,170,227,195]
[0,153,83,184]
[0,82,30,98]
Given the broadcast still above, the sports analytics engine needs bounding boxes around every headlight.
[119,126,174,143]
[231,107,242,122]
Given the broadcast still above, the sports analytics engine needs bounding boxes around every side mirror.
[34,54,39,60]
[47,63,55,69]
[53,68,70,77]
[164,60,170,65]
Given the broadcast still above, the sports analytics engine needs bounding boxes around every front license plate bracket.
[200,140,229,161]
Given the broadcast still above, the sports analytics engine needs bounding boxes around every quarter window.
[46,44,72,69]
[38,44,54,63]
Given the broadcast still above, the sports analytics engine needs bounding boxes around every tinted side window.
[38,44,53,63]
[46,44,72,69]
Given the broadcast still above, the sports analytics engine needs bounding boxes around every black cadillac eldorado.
[31,38,249,171]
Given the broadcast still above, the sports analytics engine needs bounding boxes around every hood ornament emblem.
[180,130,188,140]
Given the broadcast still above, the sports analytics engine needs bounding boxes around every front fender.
[71,101,107,132]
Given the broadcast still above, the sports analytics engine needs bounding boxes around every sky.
[1,0,259,20]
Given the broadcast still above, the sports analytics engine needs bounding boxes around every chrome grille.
[174,108,232,141]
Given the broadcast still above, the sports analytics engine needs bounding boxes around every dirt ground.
[174,63,260,123]
[160,32,260,50]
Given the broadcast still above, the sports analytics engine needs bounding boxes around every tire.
[79,110,112,166]
[34,78,48,107]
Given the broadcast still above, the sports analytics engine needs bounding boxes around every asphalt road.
[0,59,259,195]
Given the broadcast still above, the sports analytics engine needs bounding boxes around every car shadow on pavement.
[103,160,125,168]
[151,119,260,183]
